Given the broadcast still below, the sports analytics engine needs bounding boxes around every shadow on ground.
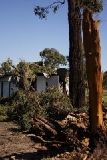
[0,144,74,160]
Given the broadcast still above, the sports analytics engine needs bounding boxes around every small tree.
[16,60,34,90]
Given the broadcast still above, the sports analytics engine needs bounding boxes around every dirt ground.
[0,121,89,160]
[0,115,107,160]
[0,122,48,160]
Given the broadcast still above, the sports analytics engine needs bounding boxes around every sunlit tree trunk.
[83,9,103,134]
[68,0,85,108]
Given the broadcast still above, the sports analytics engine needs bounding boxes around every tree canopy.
[0,58,13,75]
[40,48,67,74]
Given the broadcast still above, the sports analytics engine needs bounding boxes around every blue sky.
[0,0,107,71]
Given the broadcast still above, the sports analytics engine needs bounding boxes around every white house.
[0,74,60,97]
[36,73,60,92]
[0,75,18,97]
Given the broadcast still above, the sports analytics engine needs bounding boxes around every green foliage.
[6,88,72,130]
[0,58,13,75]
[0,105,9,121]
[29,61,50,77]
[82,0,103,12]
[34,0,65,19]
[40,48,67,74]
[41,88,73,120]
[103,71,107,89]
[16,60,34,90]
[34,0,103,20]
[103,90,107,106]
[8,90,47,130]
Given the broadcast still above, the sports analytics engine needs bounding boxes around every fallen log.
[32,117,57,136]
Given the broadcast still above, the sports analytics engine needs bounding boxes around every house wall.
[3,81,10,97]
[0,76,18,97]
[36,75,60,92]
[47,75,59,89]
[36,76,46,92]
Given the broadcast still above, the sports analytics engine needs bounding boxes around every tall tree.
[68,0,85,108]
[83,8,103,135]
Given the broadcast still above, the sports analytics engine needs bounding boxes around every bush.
[8,90,47,130]
[6,88,73,130]
[0,105,9,121]
[41,87,73,120]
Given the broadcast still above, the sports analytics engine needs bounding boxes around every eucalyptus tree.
[67,0,85,108]
[82,1,103,137]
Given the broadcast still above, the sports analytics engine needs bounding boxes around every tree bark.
[83,9,103,134]
[68,0,85,108]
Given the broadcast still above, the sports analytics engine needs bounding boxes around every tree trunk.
[83,9,103,135]
[68,0,85,108]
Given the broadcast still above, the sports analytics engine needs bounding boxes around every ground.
[0,118,107,159]
[0,89,107,159]
[0,121,89,160]
[0,122,47,160]
[0,122,77,160]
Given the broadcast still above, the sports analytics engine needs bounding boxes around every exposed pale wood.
[83,9,103,134]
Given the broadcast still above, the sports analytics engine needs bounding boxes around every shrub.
[7,88,73,130]
[0,105,9,121]
[8,90,47,130]
[41,87,73,120]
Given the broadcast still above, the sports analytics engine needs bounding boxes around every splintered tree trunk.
[83,9,103,134]
[68,0,85,108]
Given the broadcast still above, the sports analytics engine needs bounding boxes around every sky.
[0,0,107,71]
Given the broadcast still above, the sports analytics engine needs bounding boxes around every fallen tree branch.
[33,117,57,136]
[35,135,65,144]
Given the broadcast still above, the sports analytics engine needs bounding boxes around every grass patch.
[103,90,107,107]
[103,96,107,106]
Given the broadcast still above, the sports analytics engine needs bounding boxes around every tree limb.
[34,0,65,19]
